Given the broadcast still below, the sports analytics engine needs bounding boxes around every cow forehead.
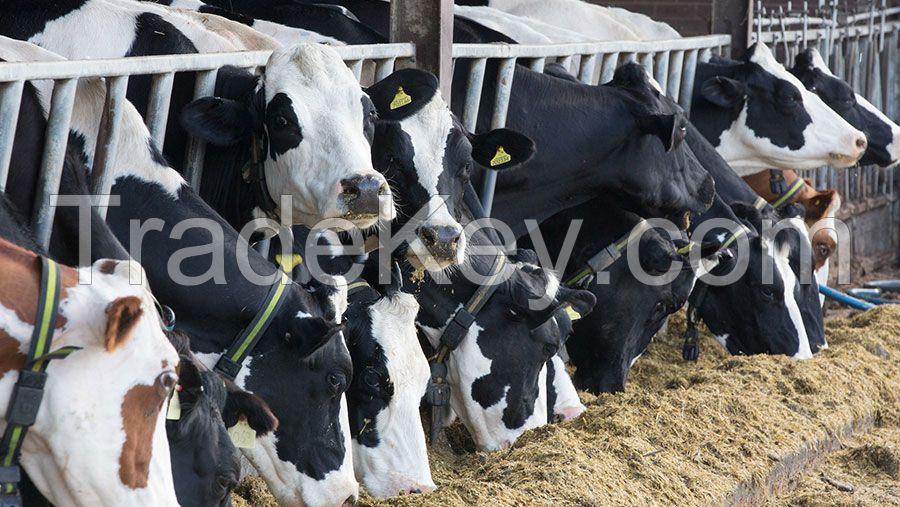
[806,49,834,76]
[398,94,455,194]
[749,44,808,92]
[265,44,361,97]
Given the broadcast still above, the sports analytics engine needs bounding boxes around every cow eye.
[273,115,288,128]
[816,243,831,260]
[327,371,348,396]
[759,286,776,300]
[363,368,380,389]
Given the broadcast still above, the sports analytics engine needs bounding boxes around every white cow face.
[0,255,179,506]
[697,43,868,174]
[182,44,396,230]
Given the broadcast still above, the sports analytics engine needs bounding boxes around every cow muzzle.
[829,132,868,167]
[340,174,390,220]
[410,224,464,269]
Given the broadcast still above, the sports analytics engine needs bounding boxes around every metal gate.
[451,35,733,213]
[0,43,415,248]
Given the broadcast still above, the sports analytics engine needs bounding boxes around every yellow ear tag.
[390,86,412,110]
[275,253,303,274]
[166,389,182,421]
[490,146,512,167]
[565,306,582,321]
[228,418,257,449]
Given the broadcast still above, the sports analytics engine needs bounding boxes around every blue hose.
[819,284,876,310]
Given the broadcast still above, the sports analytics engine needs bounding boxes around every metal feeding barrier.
[0,43,415,249]
[451,35,733,214]
[753,1,900,207]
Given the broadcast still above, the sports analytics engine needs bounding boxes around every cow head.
[344,289,435,497]
[792,48,900,167]
[693,43,867,174]
[181,43,395,229]
[0,255,180,505]
[696,203,825,357]
[566,219,704,394]
[165,332,277,507]
[368,68,535,271]
[545,354,586,422]
[420,253,595,450]
[602,64,715,226]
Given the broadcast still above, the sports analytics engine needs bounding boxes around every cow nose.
[417,225,462,260]
[341,175,388,217]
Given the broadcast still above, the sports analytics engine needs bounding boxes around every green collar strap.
[0,257,80,498]
[565,219,651,286]
[214,273,290,381]
[770,178,806,208]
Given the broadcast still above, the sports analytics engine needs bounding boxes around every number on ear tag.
[228,418,257,449]
[490,146,512,167]
[565,306,582,321]
[166,389,182,420]
[390,86,412,110]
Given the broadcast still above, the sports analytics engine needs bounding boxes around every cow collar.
[424,254,507,444]
[242,132,279,220]
[0,257,80,502]
[214,273,290,381]
[564,220,652,287]
[767,170,807,208]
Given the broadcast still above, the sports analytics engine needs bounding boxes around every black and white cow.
[686,125,826,357]
[791,48,900,168]
[0,38,359,506]
[530,202,704,393]
[453,62,715,237]
[690,43,868,175]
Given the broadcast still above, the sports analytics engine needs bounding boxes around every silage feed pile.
[233,306,900,506]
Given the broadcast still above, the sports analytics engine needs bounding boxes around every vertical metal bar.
[528,57,545,73]
[90,75,129,218]
[145,72,174,150]
[654,50,671,92]
[622,52,637,65]
[558,55,574,73]
[461,58,487,133]
[679,49,699,112]
[374,58,397,81]
[479,58,515,216]
[348,59,364,82]
[32,78,78,249]
[0,80,24,192]
[578,54,597,85]
[639,52,653,76]
[600,52,619,85]
[184,69,218,191]
[667,50,685,104]
[699,48,713,63]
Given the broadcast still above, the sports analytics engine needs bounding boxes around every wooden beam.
[389,0,454,100]
[712,0,753,58]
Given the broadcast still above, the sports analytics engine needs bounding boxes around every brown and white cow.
[0,240,179,505]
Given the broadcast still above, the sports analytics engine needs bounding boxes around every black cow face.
[567,227,700,394]
[696,204,824,357]
[368,68,535,272]
[692,43,867,174]
[421,257,595,451]
[791,48,900,167]
[602,64,715,227]
[180,44,396,230]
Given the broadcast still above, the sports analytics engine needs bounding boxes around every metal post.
[184,69,218,191]
[461,58,487,133]
[390,0,454,100]
[667,50,685,102]
[578,54,598,85]
[679,49,699,112]
[0,80,24,192]
[91,75,129,218]
[146,71,174,150]
[600,52,620,84]
[655,50,671,92]
[712,0,753,59]
[374,58,397,81]
[32,78,78,249]
[479,58,515,216]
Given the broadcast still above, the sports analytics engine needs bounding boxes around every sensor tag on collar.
[228,418,257,449]
[390,86,412,110]
[490,146,511,167]
[166,389,181,421]
[564,306,582,321]
[275,253,303,274]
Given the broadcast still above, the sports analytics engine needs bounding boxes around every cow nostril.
[411,488,422,494]
[856,137,867,149]
[378,183,389,195]
[419,227,438,246]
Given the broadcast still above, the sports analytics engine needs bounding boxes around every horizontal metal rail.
[452,35,733,58]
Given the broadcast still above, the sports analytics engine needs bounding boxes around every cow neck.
[565,219,652,286]
[0,256,79,502]
[766,170,807,209]
[241,128,278,221]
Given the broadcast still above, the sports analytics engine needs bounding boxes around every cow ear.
[105,296,143,352]
[543,63,580,83]
[799,189,837,223]
[180,97,253,146]
[222,381,279,435]
[471,128,536,171]
[288,316,341,358]
[636,113,683,152]
[366,68,438,120]
[700,76,746,108]
[554,286,596,321]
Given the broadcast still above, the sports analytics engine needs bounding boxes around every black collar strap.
[242,133,278,218]
[346,280,372,297]
[425,254,506,444]
[770,177,806,209]
[565,219,652,286]
[681,281,708,361]
[1,257,80,501]
[214,273,290,381]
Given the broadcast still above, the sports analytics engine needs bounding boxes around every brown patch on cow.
[798,188,839,229]
[98,259,119,275]
[0,240,78,377]
[105,297,144,352]
[119,380,167,489]
[812,231,837,270]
